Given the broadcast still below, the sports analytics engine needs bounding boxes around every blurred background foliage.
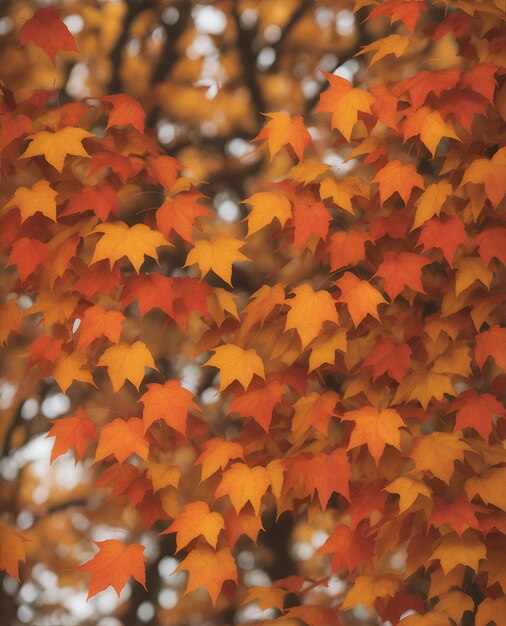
[0,1,460,625]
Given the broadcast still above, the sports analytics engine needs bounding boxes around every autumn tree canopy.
[1,1,506,625]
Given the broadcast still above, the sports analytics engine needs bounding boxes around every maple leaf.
[418,216,467,267]
[75,540,146,600]
[410,432,471,483]
[46,407,96,463]
[317,72,374,142]
[53,352,94,394]
[450,390,504,441]
[243,191,292,236]
[342,406,404,464]
[5,180,57,222]
[284,606,341,626]
[367,0,427,33]
[162,501,224,551]
[89,222,170,273]
[341,574,399,610]
[227,381,284,432]
[412,181,453,230]
[385,476,433,514]
[308,328,347,372]
[285,284,339,349]
[0,112,32,151]
[76,306,125,350]
[475,325,506,370]
[319,176,368,214]
[291,391,338,435]
[357,34,410,66]
[403,107,460,156]
[101,94,146,133]
[194,438,244,481]
[20,8,78,64]
[21,127,94,172]
[185,236,250,286]
[430,530,485,575]
[327,230,372,271]
[242,585,286,612]
[205,344,265,390]
[393,369,455,410]
[215,463,271,514]
[288,158,330,186]
[335,272,386,327]
[121,273,176,318]
[360,338,412,383]
[473,225,506,267]
[139,380,200,434]
[224,508,264,547]
[317,524,374,572]
[95,417,149,463]
[253,112,313,160]
[0,523,27,581]
[476,598,506,626]
[7,237,48,281]
[239,283,286,337]
[461,147,506,208]
[392,68,461,109]
[373,161,424,205]
[61,183,117,221]
[146,460,180,492]
[301,448,351,509]
[465,466,506,512]
[460,63,498,103]
[156,191,212,243]
[429,496,480,537]
[374,251,431,301]
[176,546,237,605]
[0,300,23,347]
[292,201,332,249]
[97,341,156,392]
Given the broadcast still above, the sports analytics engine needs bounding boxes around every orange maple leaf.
[253,112,313,161]
[285,284,339,349]
[176,546,237,605]
[95,417,149,464]
[162,501,224,551]
[46,407,96,463]
[139,380,200,435]
[75,540,146,600]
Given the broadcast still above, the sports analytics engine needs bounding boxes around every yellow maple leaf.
[20,127,94,172]
[185,236,250,286]
[454,257,493,296]
[410,432,471,483]
[205,344,265,390]
[393,368,455,409]
[53,352,94,394]
[465,466,506,512]
[176,546,237,605]
[430,530,486,575]
[285,284,339,349]
[460,146,506,208]
[404,107,460,157]
[162,501,224,551]
[288,158,330,186]
[342,406,405,464]
[341,574,398,610]
[5,180,58,222]
[97,341,156,392]
[319,176,368,214]
[308,328,347,372]
[215,462,271,514]
[385,476,433,513]
[146,460,181,492]
[89,222,170,273]
[357,34,410,66]
[243,192,292,236]
[253,112,313,161]
[336,272,387,328]
[412,181,453,230]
